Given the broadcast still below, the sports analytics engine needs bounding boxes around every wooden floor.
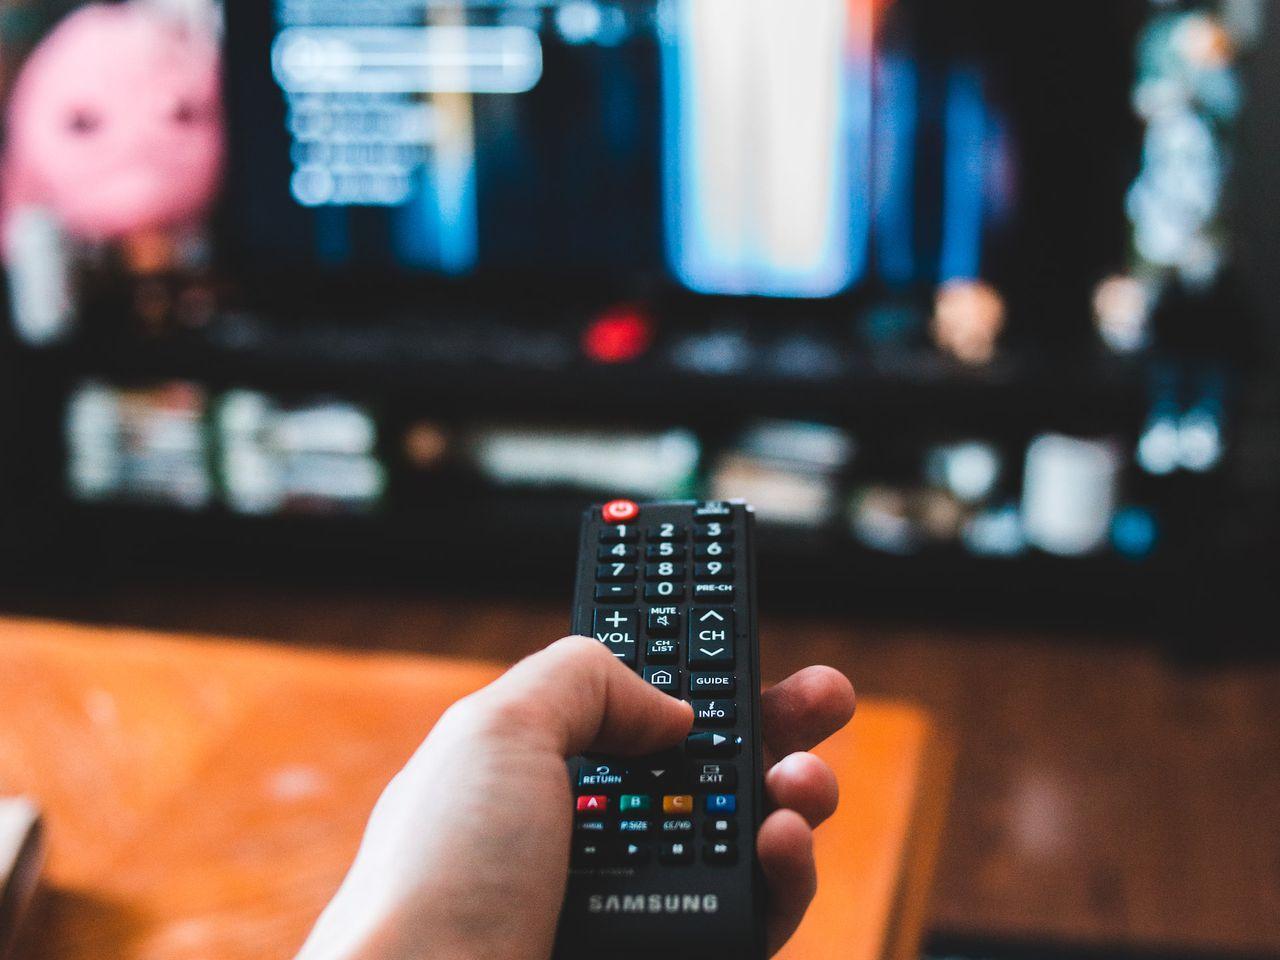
[8,583,1280,957]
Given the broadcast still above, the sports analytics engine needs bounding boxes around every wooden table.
[0,617,951,960]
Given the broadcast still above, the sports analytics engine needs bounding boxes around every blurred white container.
[1021,434,1121,556]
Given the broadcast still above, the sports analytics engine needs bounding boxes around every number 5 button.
[688,608,734,667]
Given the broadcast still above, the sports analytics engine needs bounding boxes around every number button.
[598,543,638,561]
[644,582,685,601]
[646,542,684,560]
[595,584,635,602]
[694,561,733,581]
[596,562,636,582]
[695,542,733,560]
[694,522,733,542]
[645,562,685,581]
[647,522,685,540]
[599,524,638,543]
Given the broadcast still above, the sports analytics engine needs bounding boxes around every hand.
[297,636,855,960]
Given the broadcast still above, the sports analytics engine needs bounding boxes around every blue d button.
[705,793,736,814]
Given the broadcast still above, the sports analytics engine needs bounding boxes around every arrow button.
[686,731,739,758]
[688,609,735,668]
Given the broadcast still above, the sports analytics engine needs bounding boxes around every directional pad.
[688,608,734,668]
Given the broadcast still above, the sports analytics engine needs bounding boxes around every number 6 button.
[688,608,734,667]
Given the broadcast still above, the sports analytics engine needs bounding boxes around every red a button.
[602,500,639,523]
[576,795,609,814]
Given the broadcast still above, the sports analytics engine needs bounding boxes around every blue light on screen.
[873,55,919,286]
[939,66,988,282]
[659,0,873,299]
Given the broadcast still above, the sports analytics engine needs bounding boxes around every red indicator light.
[602,500,639,523]
[582,305,653,364]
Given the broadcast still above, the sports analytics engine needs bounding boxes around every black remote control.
[553,499,764,960]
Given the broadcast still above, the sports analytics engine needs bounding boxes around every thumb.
[477,635,693,757]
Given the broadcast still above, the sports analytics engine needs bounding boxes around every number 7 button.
[688,608,734,667]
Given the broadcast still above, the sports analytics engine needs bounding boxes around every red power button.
[602,499,639,523]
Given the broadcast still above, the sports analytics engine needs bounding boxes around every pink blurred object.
[0,3,224,248]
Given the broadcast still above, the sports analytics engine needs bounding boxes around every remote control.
[553,499,764,960]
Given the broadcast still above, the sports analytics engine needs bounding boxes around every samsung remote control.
[553,499,765,960]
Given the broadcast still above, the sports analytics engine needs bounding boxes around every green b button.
[619,794,651,813]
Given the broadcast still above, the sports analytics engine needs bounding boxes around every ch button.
[688,608,734,668]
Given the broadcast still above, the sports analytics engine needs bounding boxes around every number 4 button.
[688,608,734,667]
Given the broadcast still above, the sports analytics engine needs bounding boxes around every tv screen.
[222,0,1145,330]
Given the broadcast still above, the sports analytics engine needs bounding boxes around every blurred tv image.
[0,0,1272,624]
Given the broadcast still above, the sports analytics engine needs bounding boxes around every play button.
[686,731,738,757]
